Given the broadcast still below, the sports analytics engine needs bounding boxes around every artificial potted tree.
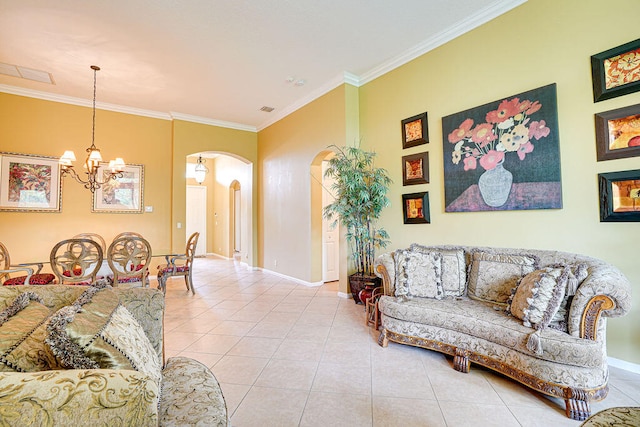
[323,144,392,304]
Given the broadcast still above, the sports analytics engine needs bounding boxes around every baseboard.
[608,357,640,375]
[337,292,352,299]
[259,268,324,287]
[207,252,231,260]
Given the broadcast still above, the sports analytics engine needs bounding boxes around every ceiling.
[0,0,525,131]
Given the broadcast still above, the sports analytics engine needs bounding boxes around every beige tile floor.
[160,257,640,427]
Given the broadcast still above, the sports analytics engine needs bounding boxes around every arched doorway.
[311,150,342,285]
[186,152,252,263]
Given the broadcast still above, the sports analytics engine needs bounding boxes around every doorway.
[230,180,241,254]
[186,185,207,256]
[322,161,339,282]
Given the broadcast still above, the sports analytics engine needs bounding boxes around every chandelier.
[59,65,125,193]
[194,155,209,184]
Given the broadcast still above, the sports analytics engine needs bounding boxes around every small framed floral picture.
[599,169,640,222]
[402,152,429,186]
[591,38,640,102]
[595,103,640,161]
[401,112,428,149]
[92,164,144,213]
[402,191,430,224]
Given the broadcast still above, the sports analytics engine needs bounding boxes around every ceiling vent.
[0,62,54,84]
[260,106,275,112]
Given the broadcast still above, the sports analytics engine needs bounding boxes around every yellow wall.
[0,93,172,264]
[356,0,640,362]
[171,120,258,265]
[258,85,353,284]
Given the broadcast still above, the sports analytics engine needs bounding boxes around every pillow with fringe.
[409,245,466,296]
[467,251,539,305]
[395,249,444,299]
[45,285,162,385]
[0,292,60,372]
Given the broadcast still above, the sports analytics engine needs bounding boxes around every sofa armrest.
[0,369,159,426]
[567,264,632,339]
[374,252,395,296]
[159,356,228,426]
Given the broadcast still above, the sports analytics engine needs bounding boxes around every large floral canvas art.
[442,84,562,212]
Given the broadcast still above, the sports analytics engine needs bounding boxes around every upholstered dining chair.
[106,235,152,287]
[0,242,55,286]
[50,238,103,285]
[157,232,199,295]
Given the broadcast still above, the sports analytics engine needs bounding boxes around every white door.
[322,161,339,282]
[186,185,207,256]
[234,188,241,252]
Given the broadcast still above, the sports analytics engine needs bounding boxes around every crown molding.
[170,112,257,132]
[257,71,361,131]
[359,0,527,85]
[0,84,172,120]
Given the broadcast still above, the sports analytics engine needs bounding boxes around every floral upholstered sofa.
[0,283,228,426]
[374,244,632,421]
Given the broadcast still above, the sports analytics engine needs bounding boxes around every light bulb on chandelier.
[59,65,126,193]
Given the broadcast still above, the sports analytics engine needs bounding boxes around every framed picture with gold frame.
[92,163,144,213]
[591,38,640,102]
[0,152,62,212]
[402,191,430,224]
[598,169,640,222]
[595,103,640,161]
[401,112,428,149]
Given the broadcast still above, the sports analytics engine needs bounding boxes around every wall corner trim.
[608,357,640,375]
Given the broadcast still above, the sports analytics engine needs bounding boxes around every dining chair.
[50,238,103,285]
[157,232,200,295]
[106,235,152,287]
[73,233,107,253]
[113,231,145,240]
[0,242,56,286]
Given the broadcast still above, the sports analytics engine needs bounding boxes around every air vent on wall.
[0,62,54,84]
[260,106,275,112]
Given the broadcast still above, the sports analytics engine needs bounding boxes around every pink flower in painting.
[528,120,550,140]
[517,141,534,160]
[463,156,477,171]
[471,123,496,146]
[485,98,520,124]
[479,150,504,171]
[448,118,474,143]
[449,93,550,173]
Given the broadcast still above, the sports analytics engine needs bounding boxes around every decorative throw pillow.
[0,292,60,372]
[45,286,162,385]
[395,249,444,299]
[410,245,466,296]
[508,267,567,328]
[467,251,539,305]
[549,263,588,330]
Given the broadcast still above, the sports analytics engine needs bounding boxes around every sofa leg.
[378,329,388,347]
[453,348,470,373]
[564,388,591,420]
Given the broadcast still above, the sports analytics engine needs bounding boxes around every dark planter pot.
[349,273,382,304]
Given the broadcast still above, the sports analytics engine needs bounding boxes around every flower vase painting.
[442,83,562,212]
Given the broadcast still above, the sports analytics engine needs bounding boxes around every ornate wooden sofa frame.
[374,245,632,421]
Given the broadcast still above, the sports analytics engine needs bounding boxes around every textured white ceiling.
[0,0,525,130]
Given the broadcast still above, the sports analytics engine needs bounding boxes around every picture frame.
[595,103,640,161]
[401,112,428,149]
[0,152,62,212]
[591,38,640,102]
[402,191,430,224]
[442,83,562,212]
[402,152,429,186]
[598,169,640,222]
[92,163,144,213]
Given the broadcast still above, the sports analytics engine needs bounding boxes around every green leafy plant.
[323,144,392,277]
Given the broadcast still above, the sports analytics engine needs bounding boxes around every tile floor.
[160,257,640,427]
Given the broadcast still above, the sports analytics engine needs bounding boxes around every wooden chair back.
[107,235,152,286]
[50,238,103,284]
